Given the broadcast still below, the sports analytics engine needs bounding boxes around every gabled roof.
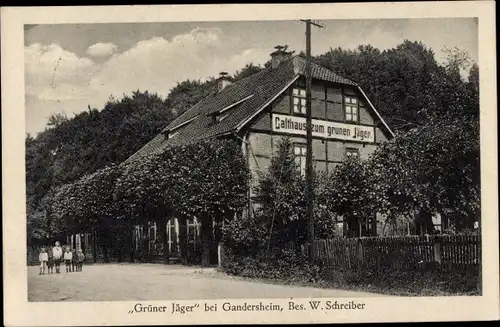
[124,55,392,165]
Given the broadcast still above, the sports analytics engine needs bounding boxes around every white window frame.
[167,219,174,253]
[294,144,307,176]
[345,148,360,159]
[216,112,230,123]
[292,88,307,115]
[148,221,157,251]
[211,94,254,124]
[344,96,359,122]
[187,218,200,251]
[168,131,179,139]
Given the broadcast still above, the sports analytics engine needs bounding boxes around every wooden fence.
[305,234,481,271]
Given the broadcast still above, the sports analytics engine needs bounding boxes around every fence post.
[346,241,352,269]
[92,228,97,263]
[433,236,442,264]
[357,238,365,268]
[321,239,326,264]
[218,242,223,268]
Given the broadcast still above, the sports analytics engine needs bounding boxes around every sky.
[24,18,478,135]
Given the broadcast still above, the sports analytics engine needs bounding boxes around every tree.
[26,91,177,248]
[465,63,480,121]
[313,170,344,239]
[115,139,250,266]
[315,41,445,130]
[47,112,68,128]
[79,164,122,262]
[164,139,250,266]
[254,137,308,250]
[27,188,59,245]
[51,182,81,239]
[322,156,376,237]
[166,80,217,116]
[115,150,176,263]
[51,164,122,262]
[369,116,480,234]
[26,134,56,210]
[233,63,264,81]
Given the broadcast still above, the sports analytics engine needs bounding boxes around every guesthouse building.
[122,48,395,262]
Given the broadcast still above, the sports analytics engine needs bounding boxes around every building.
[123,48,394,260]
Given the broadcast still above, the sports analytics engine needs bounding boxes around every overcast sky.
[24,18,478,135]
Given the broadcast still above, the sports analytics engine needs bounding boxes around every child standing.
[63,247,73,273]
[77,249,85,272]
[47,251,54,274]
[52,241,63,273]
[71,248,78,272]
[38,247,48,275]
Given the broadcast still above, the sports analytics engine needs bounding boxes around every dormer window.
[292,88,307,115]
[209,94,254,125]
[162,130,179,140]
[218,112,230,122]
[211,112,230,124]
[161,115,199,140]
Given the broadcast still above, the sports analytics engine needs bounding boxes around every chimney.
[218,72,232,92]
[292,55,306,75]
[270,45,294,68]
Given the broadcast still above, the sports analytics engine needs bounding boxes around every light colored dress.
[52,246,63,260]
[64,251,73,261]
[39,252,48,262]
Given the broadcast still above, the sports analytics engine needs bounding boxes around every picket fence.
[304,234,481,271]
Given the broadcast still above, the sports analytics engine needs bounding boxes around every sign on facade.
[272,114,375,143]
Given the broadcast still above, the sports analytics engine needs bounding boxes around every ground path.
[28,263,390,301]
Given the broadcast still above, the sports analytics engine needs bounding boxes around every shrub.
[221,245,480,296]
[221,247,323,284]
[222,214,268,256]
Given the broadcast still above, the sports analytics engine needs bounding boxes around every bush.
[221,247,323,284]
[222,213,268,256]
[221,246,480,296]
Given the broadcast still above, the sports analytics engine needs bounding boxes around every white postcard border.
[2,2,498,326]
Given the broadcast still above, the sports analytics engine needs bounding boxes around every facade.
[123,48,395,259]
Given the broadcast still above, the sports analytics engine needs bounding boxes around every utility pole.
[300,19,323,264]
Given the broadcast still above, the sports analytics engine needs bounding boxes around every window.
[344,96,358,122]
[211,94,254,125]
[148,221,157,251]
[187,218,200,252]
[294,144,307,176]
[167,219,177,254]
[292,88,307,114]
[212,112,230,124]
[345,148,359,159]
